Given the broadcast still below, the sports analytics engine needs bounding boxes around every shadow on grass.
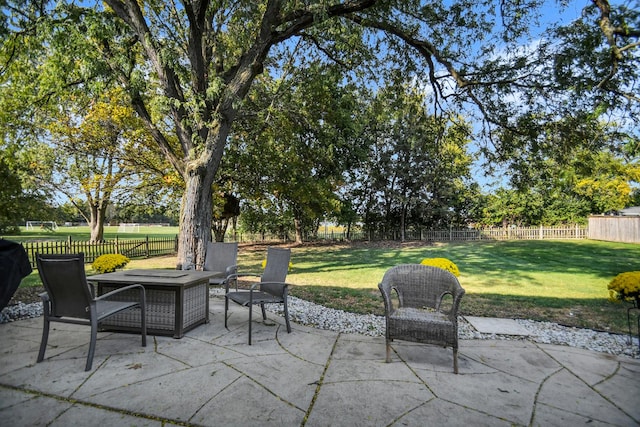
[288,240,640,282]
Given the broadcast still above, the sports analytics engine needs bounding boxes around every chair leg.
[248,303,253,345]
[283,300,291,333]
[224,296,229,328]
[453,348,459,374]
[37,317,50,363]
[261,303,267,321]
[86,316,98,371]
[385,339,391,363]
[140,305,147,348]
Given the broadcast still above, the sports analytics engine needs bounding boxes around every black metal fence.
[21,235,178,269]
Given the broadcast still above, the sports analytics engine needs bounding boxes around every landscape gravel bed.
[265,295,640,359]
[3,294,638,359]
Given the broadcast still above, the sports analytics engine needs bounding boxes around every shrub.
[420,257,460,277]
[608,271,640,302]
[92,254,130,273]
[261,259,293,271]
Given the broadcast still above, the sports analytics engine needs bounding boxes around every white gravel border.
[4,294,638,359]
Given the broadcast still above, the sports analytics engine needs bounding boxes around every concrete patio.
[1,293,639,426]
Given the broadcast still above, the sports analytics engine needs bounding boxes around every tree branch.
[104,0,194,156]
[592,0,638,90]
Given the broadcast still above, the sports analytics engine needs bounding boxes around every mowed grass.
[10,229,640,335]
[278,240,640,334]
[4,225,179,241]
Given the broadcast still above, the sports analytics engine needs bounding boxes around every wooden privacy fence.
[588,216,640,244]
[21,235,178,269]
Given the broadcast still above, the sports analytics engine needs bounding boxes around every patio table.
[89,269,222,338]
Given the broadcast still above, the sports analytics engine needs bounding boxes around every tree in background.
[347,82,476,239]
[482,1,639,202]
[485,113,640,225]
[231,62,363,243]
[0,155,53,233]
[1,0,637,263]
[27,89,155,241]
[479,188,545,227]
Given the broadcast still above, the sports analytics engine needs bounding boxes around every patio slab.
[1,297,638,426]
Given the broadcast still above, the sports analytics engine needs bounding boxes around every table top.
[88,269,222,286]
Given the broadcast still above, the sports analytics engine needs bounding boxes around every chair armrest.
[224,271,262,292]
[226,272,261,281]
[253,281,289,298]
[95,284,146,302]
[378,281,394,316]
[236,272,262,278]
[438,288,465,321]
[39,292,51,316]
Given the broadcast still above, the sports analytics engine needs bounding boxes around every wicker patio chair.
[36,253,147,371]
[224,247,291,344]
[203,241,238,288]
[378,264,465,373]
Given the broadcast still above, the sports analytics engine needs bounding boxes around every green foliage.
[0,157,26,234]
[2,0,637,267]
[0,154,54,233]
[551,3,639,117]
[231,62,364,241]
[346,81,476,234]
[484,113,640,225]
[91,254,130,273]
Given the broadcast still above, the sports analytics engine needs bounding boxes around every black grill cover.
[0,239,33,311]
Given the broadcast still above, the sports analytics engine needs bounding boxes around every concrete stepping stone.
[465,316,534,336]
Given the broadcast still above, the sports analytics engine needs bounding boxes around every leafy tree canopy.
[1,0,637,264]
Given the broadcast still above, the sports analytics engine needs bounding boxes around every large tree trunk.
[176,171,214,270]
[89,202,106,242]
[400,203,406,242]
[212,218,229,242]
[294,217,303,244]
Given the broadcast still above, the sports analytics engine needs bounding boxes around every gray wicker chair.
[224,247,291,344]
[378,264,465,373]
[203,241,238,288]
[36,253,147,371]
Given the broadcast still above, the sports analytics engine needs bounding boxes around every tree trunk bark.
[176,172,214,269]
[400,203,406,242]
[212,218,229,242]
[294,217,303,244]
[89,203,106,242]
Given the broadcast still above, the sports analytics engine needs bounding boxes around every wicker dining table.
[88,269,222,338]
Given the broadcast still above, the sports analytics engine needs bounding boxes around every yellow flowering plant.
[92,254,130,273]
[608,271,640,303]
[261,259,293,271]
[420,257,460,277]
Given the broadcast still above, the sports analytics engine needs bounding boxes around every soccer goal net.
[25,221,58,231]
[117,223,141,233]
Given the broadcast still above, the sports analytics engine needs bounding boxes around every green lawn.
[3,225,179,241]
[11,235,640,335]
[280,240,640,334]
